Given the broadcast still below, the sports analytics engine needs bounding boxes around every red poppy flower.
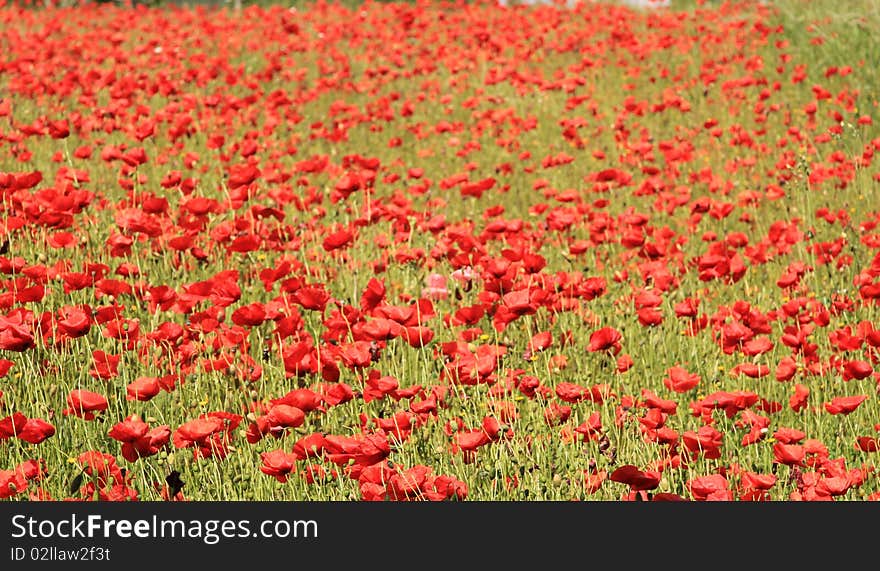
[293,285,331,312]
[126,377,161,402]
[663,366,700,393]
[300,464,336,485]
[856,437,880,452]
[339,341,374,369]
[48,119,70,139]
[77,451,123,487]
[108,415,170,462]
[555,382,589,403]
[674,298,700,318]
[609,465,662,492]
[587,327,623,354]
[529,331,553,352]
[775,356,798,382]
[543,403,571,426]
[372,411,417,441]
[172,417,225,450]
[260,450,298,483]
[231,303,267,327]
[773,427,806,444]
[63,390,108,420]
[730,363,770,378]
[575,411,604,442]
[272,388,323,412]
[362,372,397,403]
[325,432,390,474]
[15,459,46,483]
[386,465,432,500]
[318,382,354,406]
[227,163,261,189]
[640,389,677,413]
[742,336,773,356]
[815,475,851,497]
[122,426,171,463]
[436,474,468,500]
[682,425,724,459]
[56,306,91,338]
[456,430,490,452]
[293,433,329,460]
[842,360,873,381]
[824,395,868,415]
[789,384,810,412]
[739,471,777,491]
[0,470,27,499]
[773,442,805,466]
[689,474,732,501]
[268,404,306,428]
[584,470,607,495]
[108,416,149,443]
[637,307,663,327]
[401,325,433,348]
[17,418,55,444]
[89,350,121,380]
[0,309,35,352]
[247,404,306,443]
[0,412,27,440]
[323,228,355,252]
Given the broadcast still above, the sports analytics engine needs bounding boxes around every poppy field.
[1,0,879,502]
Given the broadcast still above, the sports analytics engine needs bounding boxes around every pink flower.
[423,273,449,300]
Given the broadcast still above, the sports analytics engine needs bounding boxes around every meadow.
[1,0,879,501]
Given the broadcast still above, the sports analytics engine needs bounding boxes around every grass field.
[1,0,879,501]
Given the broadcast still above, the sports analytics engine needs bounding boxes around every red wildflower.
[739,471,777,492]
[231,303,267,327]
[89,350,121,380]
[682,425,724,459]
[173,413,240,459]
[109,415,170,462]
[63,390,108,420]
[609,465,662,492]
[0,309,34,351]
[856,437,880,452]
[775,356,798,382]
[323,228,355,252]
[689,474,732,501]
[529,331,553,352]
[587,327,623,354]
[543,403,571,426]
[0,412,27,439]
[663,366,700,393]
[773,442,806,466]
[260,450,298,483]
[842,360,873,381]
[246,404,305,443]
[456,430,490,452]
[17,418,55,444]
[584,470,607,495]
[789,384,810,412]
[824,395,868,415]
[773,427,806,444]
[56,306,91,338]
[293,433,329,460]
[0,470,27,499]
[126,377,161,402]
